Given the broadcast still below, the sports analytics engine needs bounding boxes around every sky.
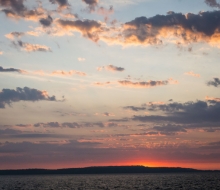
[0,0,220,170]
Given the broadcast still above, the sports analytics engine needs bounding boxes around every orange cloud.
[5,32,24,40]
[56,19,103,41]
[94,81,112,86]
[51,70,86,76]
[184,71,200,78]
[145,101,165,106]
[14,41,51,52]
[78,57,86,62]
[99,11,220,48]
[205,96,220,102]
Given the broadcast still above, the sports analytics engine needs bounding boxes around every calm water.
[0,173,219,190]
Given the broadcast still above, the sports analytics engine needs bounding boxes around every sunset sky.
[0,0,220,170]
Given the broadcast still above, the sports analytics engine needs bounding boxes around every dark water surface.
[0,173,219,190]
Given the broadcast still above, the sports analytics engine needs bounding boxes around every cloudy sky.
[0,0,220,170]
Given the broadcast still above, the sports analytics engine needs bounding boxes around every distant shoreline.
[0,166,219,175]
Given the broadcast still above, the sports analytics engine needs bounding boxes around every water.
[0,173,219,190]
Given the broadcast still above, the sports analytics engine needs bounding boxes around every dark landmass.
[0,166,219,175]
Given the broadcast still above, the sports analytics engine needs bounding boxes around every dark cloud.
[62,122,80,128]
[82,0,98,6]
[0,0,25,14]
[103,112,114,117]
[133,100,220,124]
[0,128,71,139]
[0,87,56,108]
[146,100,215,113]
[118,80,170,88]
[109,118,129,122]
[82,0,113,19]
[84,122,105,128]
[49,0,69,8]
[123,106,146,112]
[33,121,115,128]
[34,122,60,128]
[0,66,23,73]
[34,122,80,128]
[153,124,187,136]
[106,122,118,127]
[0,128,22,135]
[205,0,220,8]
[106,65,125,72]
[10,133,67,139]
[207,78,220,87]
[82,0,98,12]
[123,11,220,45]
[56,19,102,41]
[39,15,53,27]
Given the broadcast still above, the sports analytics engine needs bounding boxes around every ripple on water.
[0,173,220,190]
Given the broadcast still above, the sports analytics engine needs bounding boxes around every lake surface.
[0,173,219,190]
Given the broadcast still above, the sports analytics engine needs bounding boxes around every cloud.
[82,0,98,6]
[109,118,129,122]
[133,100,220,124]
[39,15,53,27]
[49,0,69,9]
[118,78,177,88]
[103,112,115,117]
[0,1,47,21]
[24,121,122,129]
[0,0,25,14]
[205,96,220,103]
[94,81,112,86]
[0,128,68,139]
[0,87,56,108]
[152,124,187,136]
[205,0,220,8]
[82,0,98,11]
[184,71,200,78]
[0,128,22,135]
[105,11,220,47]
[5,32,24,40]
[5,31,41,40]
[0,66,25,73]
[97,65,125,72]
[34,122,80,128]
[51,70,86,76]
[83,122,105,128]
[0,67,86,77]
[0,51,3,55]
[14,40,51,52]
[78,57,86,62]
[123,106,146,112]
[207,78,220,87]
[56,19,102,41]
[143,101,165,106]
[97,6,114,16]
[146,100,209,112]
[3,3,220,49]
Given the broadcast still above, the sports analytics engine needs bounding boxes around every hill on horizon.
[0,165,218,175]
